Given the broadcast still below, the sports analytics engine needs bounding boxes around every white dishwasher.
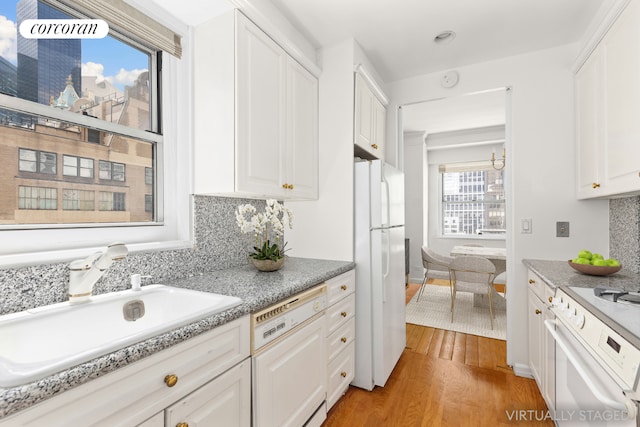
[252,284,328,427]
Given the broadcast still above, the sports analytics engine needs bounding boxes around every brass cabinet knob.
[592,182,600,189]
[282,183,288,189]
[341,337,347,343]
[535,309,541,315]
[341,311,347,317]
[164,374,178,387]
[288,184,294,190]
[371,143,379,150]
[176,423,189,427]
[341,285,347,291]
[548,297,553,303]
[528,279,535,285]
[341,371,347,378]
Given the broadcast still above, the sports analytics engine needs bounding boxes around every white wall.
[388,44,610,372]
[403,132,427,281]
[285,39,356,261]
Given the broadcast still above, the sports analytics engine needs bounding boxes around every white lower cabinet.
[324,270,356,410]
[253,314,327,427]
[1,316,250,427]
[527,270,555,413]
[165,360,251,427]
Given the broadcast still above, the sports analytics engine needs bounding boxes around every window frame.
[0,0,192,266]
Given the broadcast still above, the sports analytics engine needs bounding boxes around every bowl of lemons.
[568,250,622,276]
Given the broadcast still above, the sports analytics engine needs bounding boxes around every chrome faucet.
[68,243,129,303]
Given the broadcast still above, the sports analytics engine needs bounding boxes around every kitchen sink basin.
[0,285,242,388]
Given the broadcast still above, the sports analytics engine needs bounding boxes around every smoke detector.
[440,70,459,88]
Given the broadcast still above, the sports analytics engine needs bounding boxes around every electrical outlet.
[557,221,570,237]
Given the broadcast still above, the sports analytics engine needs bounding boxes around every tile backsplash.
[609,196,640,274]
[0,196,262,315]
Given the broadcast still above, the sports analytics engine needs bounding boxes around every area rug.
[406,284,506,340]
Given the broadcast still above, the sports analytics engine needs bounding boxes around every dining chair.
[449,255,497,329]
[418,247,454,301]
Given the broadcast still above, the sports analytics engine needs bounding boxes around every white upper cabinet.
[576,0,640,199]
[354,72,386,161]
[194,11,318,200]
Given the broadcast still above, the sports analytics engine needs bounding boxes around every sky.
[0,1,148,92]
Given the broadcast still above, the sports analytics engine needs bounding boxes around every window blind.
[58,0,182,58]
[439,161,496,173]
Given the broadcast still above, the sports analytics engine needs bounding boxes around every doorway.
[401,88,510,338]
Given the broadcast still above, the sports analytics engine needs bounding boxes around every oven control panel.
[553,289,640,393]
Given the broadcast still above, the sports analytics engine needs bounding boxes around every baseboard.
[512,362,533,379]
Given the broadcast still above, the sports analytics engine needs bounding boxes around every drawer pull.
[341,337,347,343]
[341,371,347,378]
[535,309,542,315]
[371,143,378,150]
[528,279,535,285]
[548,297,553,303]
[164,374,178,387]
[341,285,347,291]
[592,182,600,189]
[341,311,347,317]
[176,423,189,427]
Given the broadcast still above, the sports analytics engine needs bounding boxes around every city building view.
[0,0,154,225]
[442,169,506,236]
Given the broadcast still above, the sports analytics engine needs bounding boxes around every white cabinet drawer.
[326,342,355,410]
[327,317,355,362]
[326,293,355,335]
[2,316,250,427]
[527,270,545,301]
[326,270,355,306]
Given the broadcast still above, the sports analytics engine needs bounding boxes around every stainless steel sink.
[0,285,242,387]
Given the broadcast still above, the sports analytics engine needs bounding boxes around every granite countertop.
[523,258,640,349]
[0,257,355,420]
[523,259,640,292]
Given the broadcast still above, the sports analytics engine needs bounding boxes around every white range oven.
[547,286,640,426]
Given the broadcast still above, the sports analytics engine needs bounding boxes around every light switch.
[521,218,532,234]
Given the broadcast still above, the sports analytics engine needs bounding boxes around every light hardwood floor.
[322,282,552,426]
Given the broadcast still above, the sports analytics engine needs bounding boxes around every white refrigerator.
[353,159,406,390]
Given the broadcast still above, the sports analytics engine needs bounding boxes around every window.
[99,191,125,211]
[63,189,94,210]
[63,155,93,178]
[99,160,125,182]
[145,167,153,185]
[18,186,57,209]
[145,194,153,212]
[19,148,57,174]
[440,165,505,236]
[1,0,157,226]
[0,0,190,264]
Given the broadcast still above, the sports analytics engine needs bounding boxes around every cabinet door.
[354,73,375,156]
[542,304,556,412]
[372,95,386,160]
[603,0,640,193]
[527,288,543,386]
[236,13,287,197]
[286,57,318,199]
[165,360,251,427]
[576,46,604,199]
[253,315,326,427]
